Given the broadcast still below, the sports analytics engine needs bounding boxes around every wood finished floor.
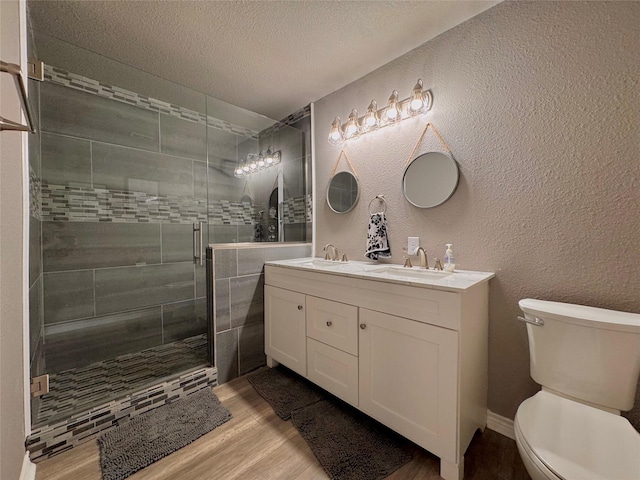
[35,373,531,480]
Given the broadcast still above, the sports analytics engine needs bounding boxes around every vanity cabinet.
[264,262,492,480]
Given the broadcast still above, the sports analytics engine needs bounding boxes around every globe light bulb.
[384,90,401,123]
[408,79,426,116]
[328,116,345,146]
[344,109,360,139]
[361,100,379,132]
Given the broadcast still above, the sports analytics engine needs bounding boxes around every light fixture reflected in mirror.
[327,79,432,145]
[234,146,281,178]
[328,116,345,146]
[361,100,379,133]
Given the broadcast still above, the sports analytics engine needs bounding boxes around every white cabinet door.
[265,285,307,376]
[358,308,459,462]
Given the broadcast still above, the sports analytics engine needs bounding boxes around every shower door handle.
[193,222,204,265]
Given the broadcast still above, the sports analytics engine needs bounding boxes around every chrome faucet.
[323,243,338,261]
[415,247,429,269]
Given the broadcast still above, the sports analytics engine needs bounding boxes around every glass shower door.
[28,35,212,428]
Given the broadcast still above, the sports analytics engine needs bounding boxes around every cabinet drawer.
[306,296,358,355]
[307,338,358,407]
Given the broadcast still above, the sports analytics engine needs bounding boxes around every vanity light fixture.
[328,79,433,145]
[328,116,345,146]
[234,146,281,178]
[361,100,380,132]
[344,109,360,140]
[384,90,401,125]
[408,79,427,116]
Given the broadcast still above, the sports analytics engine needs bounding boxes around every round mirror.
[402,152,459,208]
[327,171,360,214]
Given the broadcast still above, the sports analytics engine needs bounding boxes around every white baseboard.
[486,409,515,440]
[20,452,36,480]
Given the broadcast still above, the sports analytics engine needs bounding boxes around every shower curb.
[26,366,217,462]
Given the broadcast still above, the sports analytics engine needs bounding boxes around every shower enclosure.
[27,32,310,433]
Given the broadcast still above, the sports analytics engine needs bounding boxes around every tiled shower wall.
[213,244,312,384]
[30,56,311,371]
[35,67,213,375]
[282,107,312,243]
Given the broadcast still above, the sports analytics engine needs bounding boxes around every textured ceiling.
[28,1,499,120]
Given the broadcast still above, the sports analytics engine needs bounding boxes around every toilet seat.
[515,391,640,480]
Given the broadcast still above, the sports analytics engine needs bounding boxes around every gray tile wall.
[37,71,215,376]
[43,307,163,372]
[213,244,311,384]
[34,64,311,389]
[41,82,160,151]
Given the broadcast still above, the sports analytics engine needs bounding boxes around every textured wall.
[314,1,640,419]
[1,1,28,478]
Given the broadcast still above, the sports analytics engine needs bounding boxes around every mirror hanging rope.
[404,122,452,167]
[241,179,253,200]
[330,149,359,179]
[402,122,460,209]
[327,150,360,214]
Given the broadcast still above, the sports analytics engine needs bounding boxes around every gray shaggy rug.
[291,399,413,480]
[247,366,327,420]
[98,388,231,480]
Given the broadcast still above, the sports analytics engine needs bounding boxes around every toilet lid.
[516,391,640,480]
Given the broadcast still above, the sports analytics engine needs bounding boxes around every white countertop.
[265,257,495,292]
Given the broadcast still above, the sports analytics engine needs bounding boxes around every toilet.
[515,299,640,480]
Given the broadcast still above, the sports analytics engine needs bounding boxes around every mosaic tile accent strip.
[209,200,251,225]
[282,194,312,224]
[41,183,256,226]
[41,183,207,224]
[30,166,42,220]
[280,104,311,126]
[44,65,260,140]
[28,362,216,462]
[307,193,313,222]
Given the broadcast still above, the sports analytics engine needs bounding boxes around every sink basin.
[293,259,365,271]
[295,259,344,268]
[370,266,453,280]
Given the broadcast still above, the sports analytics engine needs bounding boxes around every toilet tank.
[519,299,640,412]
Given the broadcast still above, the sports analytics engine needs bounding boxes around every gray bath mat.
[247,366,327,420]
[291,399,413,480]
[98,388,231,480]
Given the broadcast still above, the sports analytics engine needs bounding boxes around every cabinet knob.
[297,305,303,310]
[360,323,366,329]
[326,321,332,327]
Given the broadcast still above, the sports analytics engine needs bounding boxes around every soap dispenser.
[444,244,455,272]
